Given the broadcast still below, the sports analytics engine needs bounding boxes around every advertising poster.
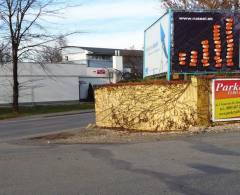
[212,79,240,121]
[172,11,240,73]
[144,12,170,77]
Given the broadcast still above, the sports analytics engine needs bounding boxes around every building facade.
[0,46,143,105]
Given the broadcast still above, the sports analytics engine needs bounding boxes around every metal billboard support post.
[167,9,172,81]
[212,79,216,122]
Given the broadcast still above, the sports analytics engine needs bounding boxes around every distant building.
[0,46,143,105]
[61,46,143,78]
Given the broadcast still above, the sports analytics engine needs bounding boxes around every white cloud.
[68,31,144,49]
[53,0,162,49]
[61,0,160,22]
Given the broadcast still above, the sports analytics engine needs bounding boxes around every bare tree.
[122,50,143,80]
[36,35,67,63]
[160,0,239,9]
[0,0,78,112]
[0,43,11,64]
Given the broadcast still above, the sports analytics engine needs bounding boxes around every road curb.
[43,110,95,118]
[0,109,95,123]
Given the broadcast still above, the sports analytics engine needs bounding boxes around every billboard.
[212,79,240,121]
[172,11,240,73]
[144,12,170,77]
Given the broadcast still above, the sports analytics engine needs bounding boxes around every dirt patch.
[28,123,240,144]
[30,132,75,141]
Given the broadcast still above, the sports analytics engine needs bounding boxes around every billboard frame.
[143,10,172,78]
[171,10,240,75]
[144,9,240,79]
[167,9,172,81]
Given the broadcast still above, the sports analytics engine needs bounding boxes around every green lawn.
[0,103,95,120]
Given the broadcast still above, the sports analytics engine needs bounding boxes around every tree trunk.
[12,48,19,112]
[234,0,239,9]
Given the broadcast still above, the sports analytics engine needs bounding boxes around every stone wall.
[95,77,210,131]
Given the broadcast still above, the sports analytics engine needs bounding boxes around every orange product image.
[179,57,186,61]
[226,25,233,29]
[213,25,221,29]
[227,51,233,56]
[226,21,233,25]
[227,39,234,43]
[227,47,234,52]
[214,48,221,52]
[215,63,222,68]
[213,28,220,32]
[214,41,221,45]
[226,55,233,59]
[201,59,209,64]
[191,56,198,59]
[179,53,186,57]
[226,31,232,35]
[201,40,209,44]
[203,53,209,57]
[203,48,209,52]
[190,58,197,63]
[189,62,197,67]
[227,62,234,67]
[226,18,234,22]
[226,24,233,29]
[227,34,233,39]
[215,45,221,49]
[213,32,220,37]
[227,44,234,49]
[179,61,186,66]
[203,63,210,67]
[203,44,210,48]
[214,37,220,41]
[214,56,221,60]
[191,51,198,55]
[203,56,210,60]
[216,59,223,63]
[215,52,221,56]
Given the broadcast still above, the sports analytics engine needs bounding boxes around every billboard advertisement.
[172,11,240,73]
[212,79,240,121]
[144,12,170,77]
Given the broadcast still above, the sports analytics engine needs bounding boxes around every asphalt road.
[1,131,240,195]
[0,112,95,141]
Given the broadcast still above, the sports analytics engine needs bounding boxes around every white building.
[0,46,143,105]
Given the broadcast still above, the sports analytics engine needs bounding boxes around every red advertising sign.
[97,69,106,74]
[212,79,240,121]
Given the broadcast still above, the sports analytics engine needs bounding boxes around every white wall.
[0,62,88,76]
[62,47,89,63]
[0,62,110,104]
[0,76,81,104]
[0,77,12,104]
[29,76,80,103]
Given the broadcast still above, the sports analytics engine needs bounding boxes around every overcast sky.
[54,0,163,49]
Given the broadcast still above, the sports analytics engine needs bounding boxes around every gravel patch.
[28,122,240,144]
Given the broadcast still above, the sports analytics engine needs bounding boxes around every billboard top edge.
[144,10,170,33]
[172,9,240,13]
